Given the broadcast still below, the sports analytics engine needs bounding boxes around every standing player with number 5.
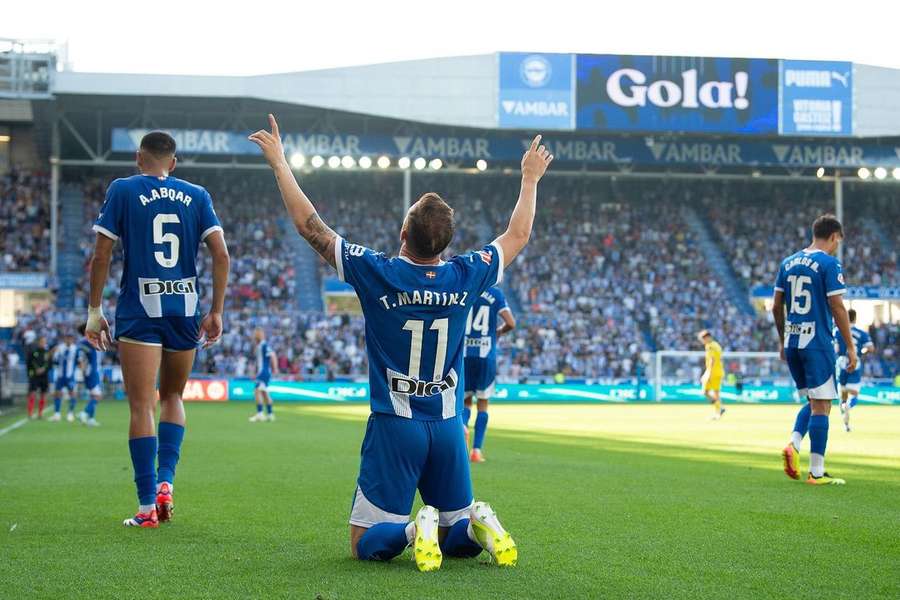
[250,114,552,572]
[85,132,230,527]
[772,214,855,485]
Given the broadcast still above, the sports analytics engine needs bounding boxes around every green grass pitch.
[2,402,898,599]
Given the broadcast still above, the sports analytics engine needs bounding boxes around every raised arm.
[85,233,115,351]
[249,114,338,268]
[493,135,553,268]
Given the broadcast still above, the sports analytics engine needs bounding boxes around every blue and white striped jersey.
[335,239,503,420]
[93,174,222,319]
[774,249,846,351]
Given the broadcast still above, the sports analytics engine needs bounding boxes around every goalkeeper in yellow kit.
[698,330,726,420]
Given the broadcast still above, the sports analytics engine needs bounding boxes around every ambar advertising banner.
[780,60,853,136]
[111,128,900,168]
[498,52,575,130]
[576,55,779,134]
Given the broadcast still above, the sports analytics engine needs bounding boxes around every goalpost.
[653,350,795,403]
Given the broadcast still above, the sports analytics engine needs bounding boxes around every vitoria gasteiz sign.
[575,55,779,134]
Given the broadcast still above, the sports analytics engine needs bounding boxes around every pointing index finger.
[268,113,279,137]
[530,134,542,151]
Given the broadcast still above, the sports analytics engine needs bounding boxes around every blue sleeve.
[93,180,125,240]
[773,263,786,293]
[494,288,509,312]
[455,243,504,297]
[825,259,847,297]
[336,238,384,292]
[860,330,872,346]
[199,190,223,241]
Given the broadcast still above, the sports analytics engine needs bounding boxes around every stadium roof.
[50,54,900,137]
[54,54,497,129]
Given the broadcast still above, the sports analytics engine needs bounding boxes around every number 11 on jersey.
[402,318,448,382]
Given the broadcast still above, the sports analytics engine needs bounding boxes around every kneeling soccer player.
[772,214,855,485]
[463,285,515,461]
[251,114,552,571]
[698,330,725,420]
[85,131,230,527]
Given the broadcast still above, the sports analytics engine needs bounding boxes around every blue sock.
[809,414,829,457]
[792,402,811,437]
[441,518,482,558]
[128,436,158,506]
[157,422,185,485]
[462,407,471,427]
[473,412,489,449]
[256,402,263,413]
[356,522,409,561]
[266,403,273,415]
[848,396,858,409]
[54,397,61,413]
[68,396,76,412]
[86,399,97,418]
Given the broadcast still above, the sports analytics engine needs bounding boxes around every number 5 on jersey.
[153,213,180,268]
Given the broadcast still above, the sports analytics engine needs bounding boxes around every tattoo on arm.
[299,213,338,267]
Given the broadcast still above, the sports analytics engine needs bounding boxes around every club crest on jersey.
[389,370,458,397]
[425,271,436,279]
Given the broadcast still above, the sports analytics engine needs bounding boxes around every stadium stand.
[703,182,899,289]
[1,169,51,272]
[3,172,897,380]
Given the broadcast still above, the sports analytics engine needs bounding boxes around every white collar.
[398,255,446,267]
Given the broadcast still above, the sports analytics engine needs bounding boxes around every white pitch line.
[0,418,28,438]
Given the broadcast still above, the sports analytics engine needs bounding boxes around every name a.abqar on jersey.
[138,186,194,207]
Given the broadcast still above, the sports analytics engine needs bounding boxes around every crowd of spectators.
[704,182,899,289]
[3,170,897,381]
[1,169,50,272]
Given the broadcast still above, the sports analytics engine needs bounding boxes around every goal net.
[653,351,799,403]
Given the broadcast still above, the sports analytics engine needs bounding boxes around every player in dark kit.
[251,114,552,572]
[85,131,230,527]
[26,335,50,419]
